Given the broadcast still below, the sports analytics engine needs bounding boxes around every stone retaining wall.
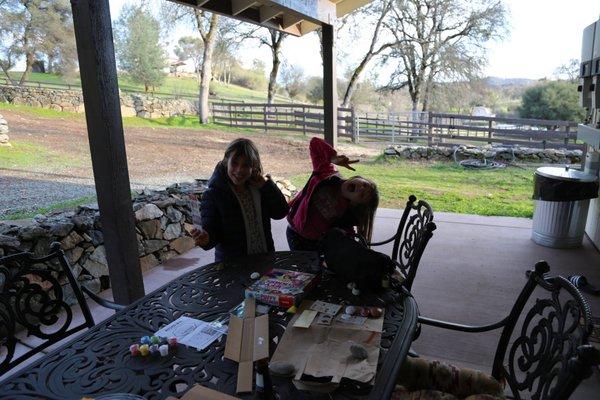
[0,85,197,118]
[0,113,9,146]
[384,144,583,164]
[0,178,296,304]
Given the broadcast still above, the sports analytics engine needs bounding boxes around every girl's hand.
[249,170,267,188]
[331,155,359,171]
[191,227,210,247]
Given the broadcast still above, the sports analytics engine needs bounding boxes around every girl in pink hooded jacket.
[287,137,379,251]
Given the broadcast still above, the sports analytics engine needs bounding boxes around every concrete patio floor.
[7,208,600,398]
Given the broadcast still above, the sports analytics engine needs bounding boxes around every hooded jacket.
[287,137,356,238]
[200,164,289,262]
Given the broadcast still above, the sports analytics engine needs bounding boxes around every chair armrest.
[369,236,397,247]
[81,286,126,311]
[418,315,509,333]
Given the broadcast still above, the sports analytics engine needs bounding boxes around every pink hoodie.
[287,137,343,236]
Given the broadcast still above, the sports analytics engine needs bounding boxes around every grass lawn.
[4,72,291,103]
[0,140,82,170]
[291,157,535,218]
[4,196,98,220]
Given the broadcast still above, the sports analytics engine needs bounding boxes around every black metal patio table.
[0,251,418,400]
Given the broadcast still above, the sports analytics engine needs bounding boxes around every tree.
[0,0,76,84]
[337,0,396,108]
[162,4,220,123]
[280,64,305,99]
[174,36,203,78]
[237,27,287,104]
[383,0,508,111]
[115,5,166,93]
[554,59,579,83]
[518,81,585,122]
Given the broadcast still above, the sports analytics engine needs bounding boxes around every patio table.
[0,251,418,400]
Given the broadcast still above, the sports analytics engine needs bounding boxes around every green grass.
[4,72,291,103]
[3,195,98,220]
[291,158,535,218]
[0,140,82,170]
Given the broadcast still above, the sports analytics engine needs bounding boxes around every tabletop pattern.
[0,251,414,400]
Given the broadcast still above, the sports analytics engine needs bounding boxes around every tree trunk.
[19,51,35,85]
[267,31,285,105]
[341,54,372,108]
[198,14,219,124]
[267,53,281,104]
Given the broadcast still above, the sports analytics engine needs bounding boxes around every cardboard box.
[224,298,269,393]
[166,384,241,400]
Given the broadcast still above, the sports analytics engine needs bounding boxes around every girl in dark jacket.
[192,138,289,262]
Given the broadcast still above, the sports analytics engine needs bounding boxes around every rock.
[135,204,164,221]
[158,250,178,263]
[139,253,159,272]
[163,223,182,240]
[0,234,20,249]
[18,225,49,240]
[165,206,183,223]
[48,221,74,237]
[82,232,92,242]
[66,246,85,264]
[32,237,52,256]
[138,219,162,239]
[269,361,295,376]
[61,231,84,250]
[83,257,108,278]
[153,198,176,208]
[81,277,101,294]
[89,230,104,246]
[160,216,169,230]
[349,343,368,360]
[72,214,94,231]
[70,262,83,279]
[144,239,168,254]
[89,245,107,265]
[0,133,10,146]
[170,236,195,254]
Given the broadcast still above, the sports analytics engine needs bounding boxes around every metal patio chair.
[358,194,436,291]
[412,261,600,399]
[0,242,124,376]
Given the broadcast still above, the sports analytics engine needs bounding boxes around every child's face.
[341,178,372,205]
[227,153,253,187]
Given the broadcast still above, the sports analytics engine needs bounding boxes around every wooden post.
[350,107,357,143]
[322,23,337,147]
[427,112,433,146]
[565,125,570,146]
[71,0,144,304]
[488,119,493,145]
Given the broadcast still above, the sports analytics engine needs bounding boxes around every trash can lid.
[535,166,598,182]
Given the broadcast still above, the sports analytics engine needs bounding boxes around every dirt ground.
[1,109,380,216]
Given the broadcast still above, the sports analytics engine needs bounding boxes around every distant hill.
[484,76,537,87]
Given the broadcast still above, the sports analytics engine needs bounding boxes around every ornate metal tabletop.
[0,251,417,400]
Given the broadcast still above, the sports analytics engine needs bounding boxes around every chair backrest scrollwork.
[492,261,599,400]
[0,242,95,376]
[391,195,436,290]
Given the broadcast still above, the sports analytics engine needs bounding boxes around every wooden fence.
[212,102,584,152]
[211,102,356,139]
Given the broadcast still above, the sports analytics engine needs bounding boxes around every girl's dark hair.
[348,176,379,243]
[219,138,263,176]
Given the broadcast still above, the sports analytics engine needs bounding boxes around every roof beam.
[196,0,210,6]
[231,0,257,16]
[282,14,303,29]
[259,5,282,23]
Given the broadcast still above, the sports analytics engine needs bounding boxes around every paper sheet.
[309,300,342,316]
[155,316,228,350]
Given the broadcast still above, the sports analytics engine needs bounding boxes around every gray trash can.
[531,166,599,248]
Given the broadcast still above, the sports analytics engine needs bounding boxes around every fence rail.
[212,102,356,139]
[211,102,585,153]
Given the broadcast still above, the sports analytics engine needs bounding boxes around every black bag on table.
[319,228,395,293]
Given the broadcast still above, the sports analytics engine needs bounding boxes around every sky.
[107,0,600,80]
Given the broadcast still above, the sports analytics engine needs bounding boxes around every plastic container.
[531,166,599,248]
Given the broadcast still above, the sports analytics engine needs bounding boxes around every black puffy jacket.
[200,165,290,262]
